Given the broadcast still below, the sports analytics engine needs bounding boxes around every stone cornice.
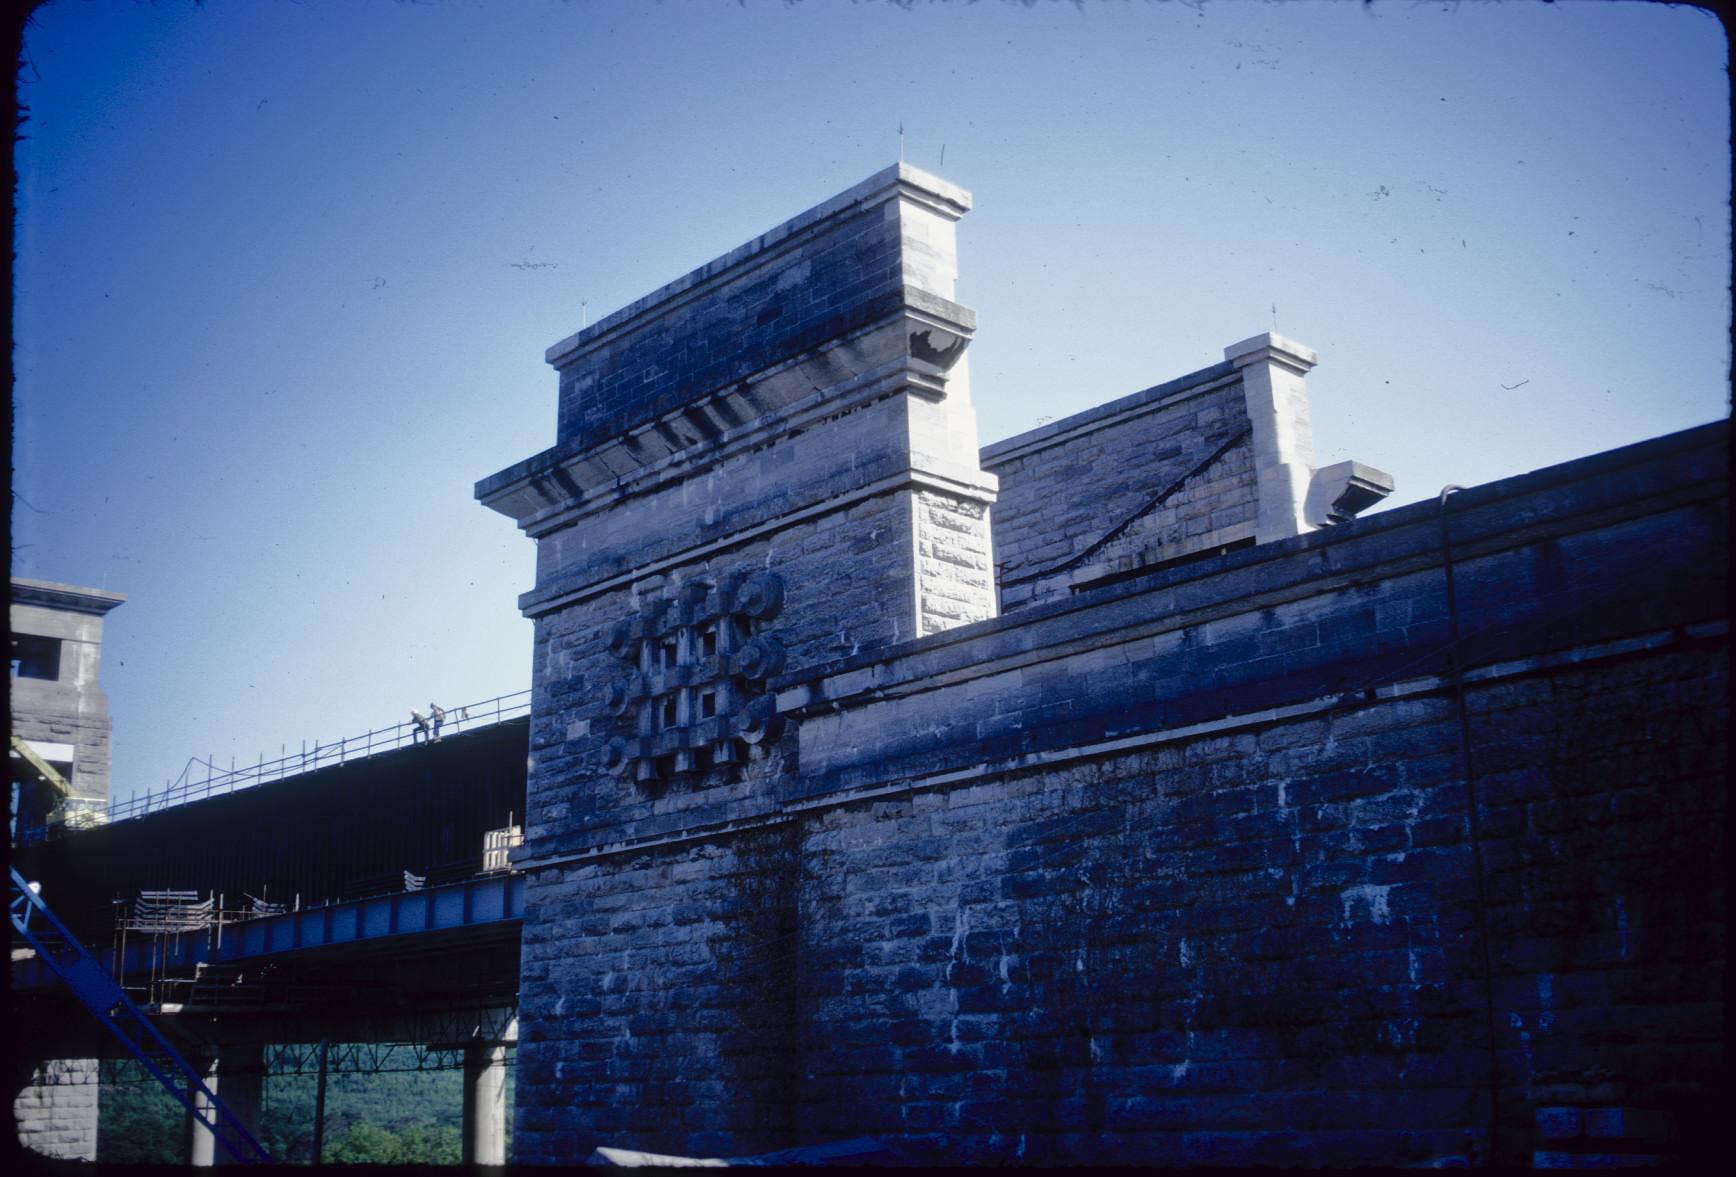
[10,578,127,616]
[1224,330,1318,376]
[477,290,977,526]
[514,464,997,620]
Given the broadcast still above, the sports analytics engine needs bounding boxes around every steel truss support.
[9,868,272,1165]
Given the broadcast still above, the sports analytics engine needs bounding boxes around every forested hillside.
[98,1057,514,1164]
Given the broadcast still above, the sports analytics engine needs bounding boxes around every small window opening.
[701,627,718,658]
[10,635,62,681]
[700,690,718,719]
[661,696,678,727]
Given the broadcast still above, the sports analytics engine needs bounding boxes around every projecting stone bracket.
[1304,460,1395,527]
[902,298,973,395]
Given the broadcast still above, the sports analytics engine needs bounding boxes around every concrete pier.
[461,1019,516,1165]
[186,1045,263,1166]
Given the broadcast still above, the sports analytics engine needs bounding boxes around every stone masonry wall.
[9,593,121,808]
[8,709,113,806]
[984,367,1252,611]
[513,630,1724,1166]
[12,1059,99,1161]
[519,486,911,863]
[781,642,1723,1166]
[516,826,799,1161]
[1473,649,1726,1128]
[1082,433,1256,583]
[508,421,1725,1165]
[914,490,996,636]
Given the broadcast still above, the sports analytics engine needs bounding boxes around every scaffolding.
[10,868,272,1163]
[111,889,244,1013]
[482,822,523,874]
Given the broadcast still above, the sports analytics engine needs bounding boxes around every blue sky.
[12,0,1729,805]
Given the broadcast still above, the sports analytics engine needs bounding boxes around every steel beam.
[11,873,524,994]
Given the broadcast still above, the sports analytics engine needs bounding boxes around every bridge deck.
[12,872,524,995]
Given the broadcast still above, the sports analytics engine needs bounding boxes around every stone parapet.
[775,421,1726,797]
[536,162,972,457]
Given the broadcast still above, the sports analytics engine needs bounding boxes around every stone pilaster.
[1224,332,1318,543]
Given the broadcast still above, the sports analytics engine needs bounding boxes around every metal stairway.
[9,866,272,1164]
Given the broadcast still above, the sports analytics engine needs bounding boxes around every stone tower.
[9,577,124,1162]
[479,163,995,837]
[9,577,126,839]
[478,165,998,1155]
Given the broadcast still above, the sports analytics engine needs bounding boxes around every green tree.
[98,1047,510,1164]
[97,1076,182,1164]
[329,1120,404,1164]
[398,1123,463,1164]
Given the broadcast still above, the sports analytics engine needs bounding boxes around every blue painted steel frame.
[11,872,523,993]
[10,867,274,1164]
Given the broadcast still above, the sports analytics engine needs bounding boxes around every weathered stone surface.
[984,367,1257,611]
[478,165,1726,1167]
[12,1058,99,1161]
[9,578,126,823]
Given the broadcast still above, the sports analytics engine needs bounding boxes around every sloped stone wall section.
[984,375,1255,610]
[1085,432,1257,574]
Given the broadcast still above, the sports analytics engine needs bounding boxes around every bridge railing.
[106,689,532,824]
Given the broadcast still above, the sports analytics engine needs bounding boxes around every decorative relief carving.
[602,570,787,785]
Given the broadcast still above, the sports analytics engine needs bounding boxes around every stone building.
[9,577,126,839]
[9,577,124,1162]
[478,166,1725,1166]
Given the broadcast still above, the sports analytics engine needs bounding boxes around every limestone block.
[1224,332,1318,544]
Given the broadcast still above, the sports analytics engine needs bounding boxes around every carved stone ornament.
[602,569,787,784]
